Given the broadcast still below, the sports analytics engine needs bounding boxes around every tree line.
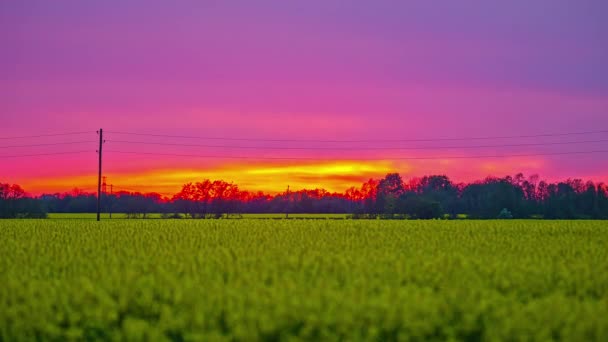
[0,183,46,218]
[2,173,608,219]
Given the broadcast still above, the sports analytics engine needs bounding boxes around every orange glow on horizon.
[19,160,405,196]
[13,156,594,197]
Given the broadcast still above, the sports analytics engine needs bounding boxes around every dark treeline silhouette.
[2,173,608,219]
[0,183,46,218]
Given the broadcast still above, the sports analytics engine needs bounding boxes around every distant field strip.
[47,213,350,219]
[1,220,607,340]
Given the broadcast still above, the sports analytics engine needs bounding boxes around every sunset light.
[2,0,608,195]
[3,1,608,339]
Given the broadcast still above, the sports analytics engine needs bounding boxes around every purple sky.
[1,0,607,194]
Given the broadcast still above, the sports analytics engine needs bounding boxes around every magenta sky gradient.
[1,1,607,194]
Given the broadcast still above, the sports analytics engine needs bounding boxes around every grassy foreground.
[1,220,607,341]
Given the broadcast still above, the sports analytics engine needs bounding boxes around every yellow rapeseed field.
[1,220,607,341]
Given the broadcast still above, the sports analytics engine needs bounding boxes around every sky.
[1,0,608,195]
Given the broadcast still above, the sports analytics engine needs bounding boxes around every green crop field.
[1,220,607,341]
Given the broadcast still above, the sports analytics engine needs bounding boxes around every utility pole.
[97,128,103,221]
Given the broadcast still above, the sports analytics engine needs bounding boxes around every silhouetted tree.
[376,173,405,218]
[460,177,526,218]
[0,182,47,218]
[409,175,458,217]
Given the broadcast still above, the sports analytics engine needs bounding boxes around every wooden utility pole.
[96,128,103,221]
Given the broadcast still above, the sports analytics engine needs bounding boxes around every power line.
[1,151,91,158]
[105,129,608,143]
[0,131,92,140]
[105,138,608,151]
[0,141,96,149]
[105,149,608,161]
